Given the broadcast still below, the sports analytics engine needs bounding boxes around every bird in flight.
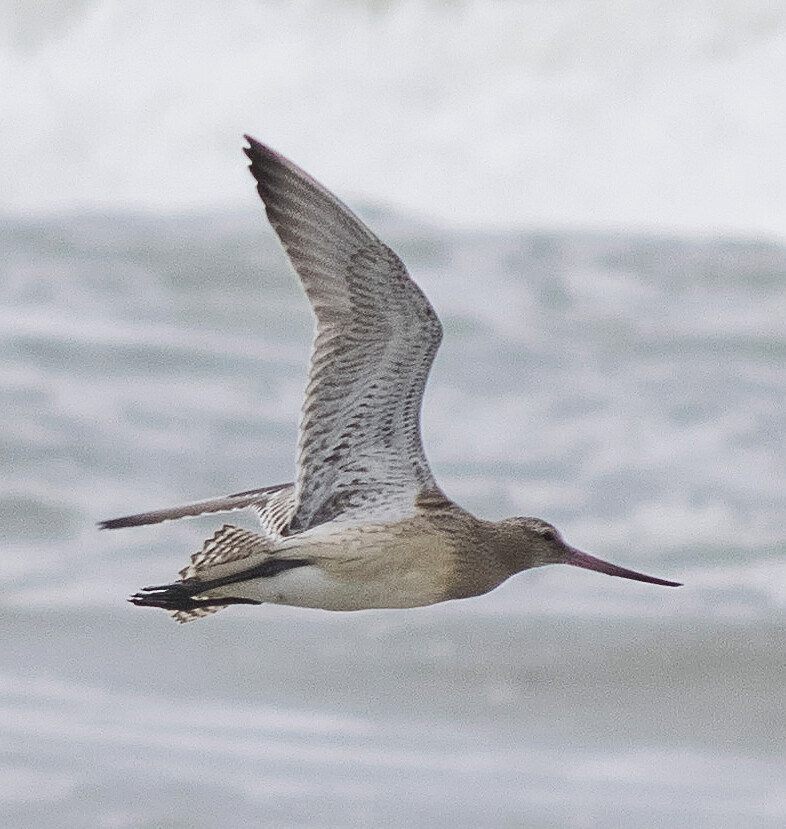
[101,136,681,622]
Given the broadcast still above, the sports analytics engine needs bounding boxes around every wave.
[2,0,786,238]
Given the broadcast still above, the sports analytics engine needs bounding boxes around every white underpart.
[210,564,435,612]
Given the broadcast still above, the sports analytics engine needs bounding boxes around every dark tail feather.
[99,483,293,529]
[129,581,260,624]
[128,547,311,623]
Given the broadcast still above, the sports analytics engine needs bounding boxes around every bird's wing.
[244,137,443,534]
[98,482,294,531]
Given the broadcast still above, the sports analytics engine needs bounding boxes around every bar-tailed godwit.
[102,137,681,622]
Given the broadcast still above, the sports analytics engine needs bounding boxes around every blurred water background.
[2,1,785,827]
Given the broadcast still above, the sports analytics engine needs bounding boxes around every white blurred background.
[2,0,785,237]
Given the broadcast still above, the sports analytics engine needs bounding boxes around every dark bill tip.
[567,549,682,587]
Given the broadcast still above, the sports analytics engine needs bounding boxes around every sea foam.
[2,0,785,238]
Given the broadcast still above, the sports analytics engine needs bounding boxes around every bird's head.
[497,516,682,587]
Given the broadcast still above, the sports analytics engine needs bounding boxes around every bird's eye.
[541,529,556,542]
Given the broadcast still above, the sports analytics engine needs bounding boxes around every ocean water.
[2,1,786,827]
[3,209,786,827]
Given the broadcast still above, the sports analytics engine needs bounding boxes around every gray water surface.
[2,211,785,827]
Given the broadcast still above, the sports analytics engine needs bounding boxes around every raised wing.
[244,137,443,533]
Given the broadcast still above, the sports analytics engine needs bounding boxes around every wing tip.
[98,516,132,530]
[243,135,284,196]
[243,134,258,161]
[243,134,276,167]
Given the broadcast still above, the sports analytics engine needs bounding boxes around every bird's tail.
[128,581,261,623]
[128,524,310,623]
[129,524,273,622]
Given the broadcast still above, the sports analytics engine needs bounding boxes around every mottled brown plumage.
[103,138,681,622]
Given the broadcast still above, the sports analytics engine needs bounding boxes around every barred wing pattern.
[245,138,443,534]
[177,525,275,623]
[250,483,296,539]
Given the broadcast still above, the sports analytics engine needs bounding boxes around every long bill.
[567,548,682,587]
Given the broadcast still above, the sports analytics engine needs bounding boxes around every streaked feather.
[244,137,443,534]
[178,524,274,580]
[251,483,296,539]
[172,525,274,622]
